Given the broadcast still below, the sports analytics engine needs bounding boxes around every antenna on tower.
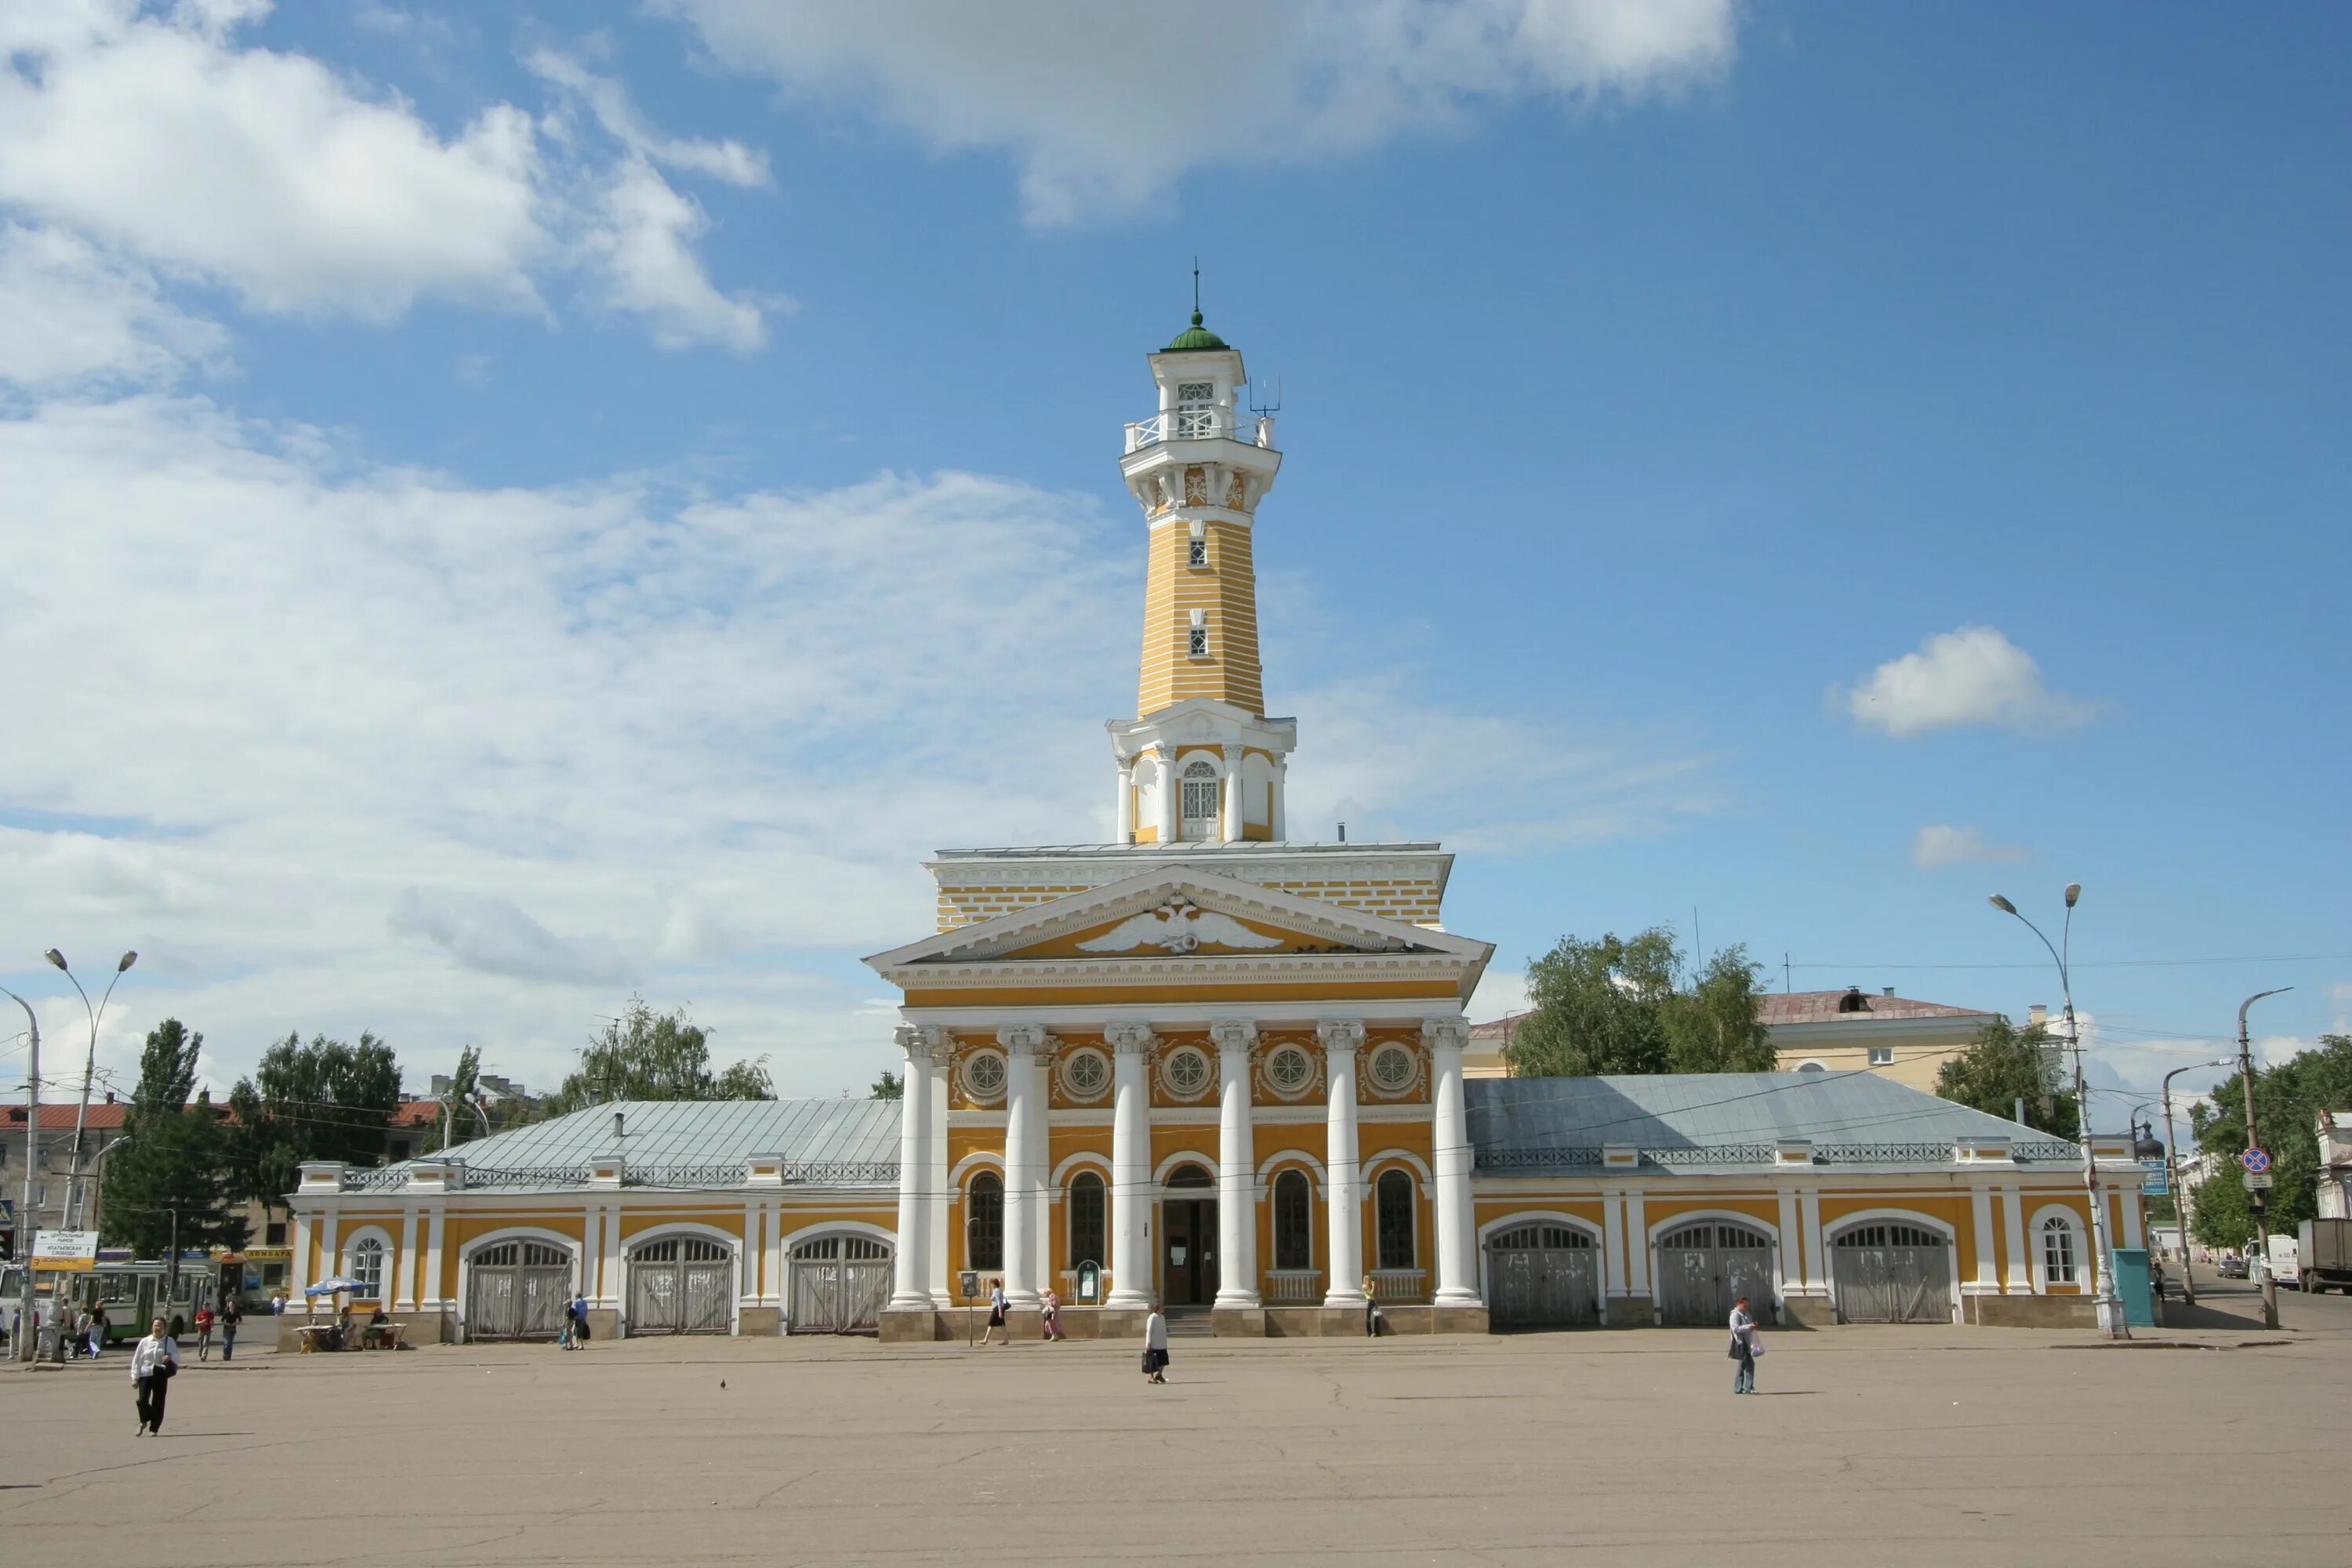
[1248,375,1283,419]
[1191,256,1203,325]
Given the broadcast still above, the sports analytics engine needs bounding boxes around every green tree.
[1933,1016,2080,1138]
[2185,1034,2352,1245]
[1504,928,1771,1076]
[541,996,775,1112]
[100,1019,248,1257]
[870,1069,904,1101]
[227,1029,404,1211]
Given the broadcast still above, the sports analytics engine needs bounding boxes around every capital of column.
[1316,1018,1366,1056]
[1208,1018,1258,1055]
[1220,743,1244,764]
[1421,1017,1471,1055]
[996,1023,1049,1056]
[900,1025,955,1069]
[1105,1023,1156,1056]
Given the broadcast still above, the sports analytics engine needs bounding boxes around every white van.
[2265,1232,2302,1288]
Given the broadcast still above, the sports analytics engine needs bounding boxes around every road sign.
[2142,1171,2170,1197]
[2241,1148,2271,1174]
[2243,1171,2274,1191]
[30,1230,99,1271]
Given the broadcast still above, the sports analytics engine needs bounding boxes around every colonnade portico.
[883,1004,1487,1335]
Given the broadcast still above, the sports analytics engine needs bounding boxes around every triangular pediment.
[865,868,1490,975]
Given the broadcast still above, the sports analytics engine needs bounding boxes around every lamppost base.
[2094,1294,2131,1339]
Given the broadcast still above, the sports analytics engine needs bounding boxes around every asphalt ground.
[1,1281,2344,1567]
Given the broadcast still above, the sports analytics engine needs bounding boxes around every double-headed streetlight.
[2159,1058,2233,1306]
[2237,986,2292,1330]
[1991,883,2128,1338]
[2,982,39,1361]
[45,949,136,1233]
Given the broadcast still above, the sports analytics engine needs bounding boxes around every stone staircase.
[1162,1305,1217,1339]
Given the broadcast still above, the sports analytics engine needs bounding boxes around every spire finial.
[1191,257,1202,327]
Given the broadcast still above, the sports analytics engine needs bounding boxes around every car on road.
[2217,1254,2250,1279]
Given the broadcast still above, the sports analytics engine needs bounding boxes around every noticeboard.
[31,1231,100,1271]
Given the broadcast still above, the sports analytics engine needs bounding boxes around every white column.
[1153,747,1178,843]
[2118,1184,2144,1248]
[291,1208,314,1311]
[1425,1019,1479,1306]
[423,1206,445,1311]
[1106,1025,1154,1308]
[1775,1191,1802,1295]
[1602,1192,1626,1298]
[1971,1187,1999,1290]
[1624,1192,1648,1298]
[2002,1186,2028,1293]
[1319,1021,1367,1307]
[1114,757,1135,844]
[1212,1022,1259,1308]
[763,1202,782,1307]
[397,1209,419,1312]
[999,1025,1046,1308]
[599,1203,621,1311]
[1269,757,1287,840]
[742,1204,760,1310]
[927,1047,950,1306]
[1219,746,1244,843]
[1800,1189,1826,1294]
[889,1027,935,1310]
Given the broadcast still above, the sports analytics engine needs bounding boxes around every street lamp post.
[1991,884,2128,1339]
[2237,986,2292,1330]
[3,984,39,1363]
[2160,1058,2232,1306]
[46,949,137,1233]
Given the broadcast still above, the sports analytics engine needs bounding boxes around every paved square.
[2,1305,2344,1566]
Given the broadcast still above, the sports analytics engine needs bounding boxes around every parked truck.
[2299,1218,2352,1294]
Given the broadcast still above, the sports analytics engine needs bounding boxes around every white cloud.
[0,223,229,390]
[654,0,1737,224]
[1470,968,1530,1024]
[1838,625,2093,738]
[0,2,773,356]
[0,391,1715,1096]
[1911,823,2030,870]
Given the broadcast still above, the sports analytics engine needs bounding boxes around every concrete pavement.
[0,1320,2343,1566]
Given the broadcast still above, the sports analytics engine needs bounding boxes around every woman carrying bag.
[1727,1294,1763,1395]
[1142,1301,1170,1384]
[132,1317,181,1435]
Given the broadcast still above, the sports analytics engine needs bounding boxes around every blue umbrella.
[305,1277,361,1296]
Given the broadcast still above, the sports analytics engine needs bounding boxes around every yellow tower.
[1108,303,1296,845]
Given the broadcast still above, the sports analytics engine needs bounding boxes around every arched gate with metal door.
[629,1236,733,1334]
[1654,1221,1776,1326]
[468,1241,572,1341]
[1485,1222,1600,1327]
[788,1234,892,1334]
[1831,1223,1953,1323]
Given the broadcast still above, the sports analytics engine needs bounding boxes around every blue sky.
[2,1,2345,1129]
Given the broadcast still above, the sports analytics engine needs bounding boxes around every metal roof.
[356,1098,900,1192]
[1466,1073,2078,1173]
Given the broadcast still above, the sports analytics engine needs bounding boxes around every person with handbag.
[220,1297,241,1363]
[1142,1301,1170,1384]
[1727,1294,1762,1395]
[132,1317,180,1436]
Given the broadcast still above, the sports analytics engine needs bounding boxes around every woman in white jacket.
[1142,1301,1169,1385]
[131,1317,180,1435]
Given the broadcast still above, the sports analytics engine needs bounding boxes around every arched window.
[1180,759,1220,840]
[350,1236,386,1299]
[1068,1171,1106,1269]
[1375,1169,1416,1271]
[1272,1169,1312,1270]
[2041,1215,2078,1286]
[967,1172,1004,1271]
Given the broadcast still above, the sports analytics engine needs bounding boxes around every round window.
[1161,1045,1212,1099]
[1367,1043,1416,1094]
[1265,1044,1314,1097]
[961,1048,1007,1101]
[1060,1047,1111,1102]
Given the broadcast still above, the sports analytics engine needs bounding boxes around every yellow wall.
[1137,508,1262,717]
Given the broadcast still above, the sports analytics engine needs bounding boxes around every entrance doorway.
[1160,1163,1218,1305]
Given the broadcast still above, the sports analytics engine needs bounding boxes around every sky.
[3,1,2347,1141]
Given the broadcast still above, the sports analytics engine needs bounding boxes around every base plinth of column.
[1605,1295,1655,1327]
[877,1308,943,1343]
[1210,1306,1267,1338]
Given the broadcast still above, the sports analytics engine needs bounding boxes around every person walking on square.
[220,1297,241,1363]
[1142,1301,1169,1384]
[132,1317,180,1435]
[572,1290,590,1347]
[1362,1272,1382,1338]
[979,1278,1008,1345]
[89,1301,110,1357]
[1729,1294,1762,1395]
[194,1304,215,1361]
[1040,1287,1064,1342]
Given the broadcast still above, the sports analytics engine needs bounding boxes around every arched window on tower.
[967,1172,1004,1272]
[1180,759,1220,840]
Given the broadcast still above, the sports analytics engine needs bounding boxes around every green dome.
[1163,311,1230,352]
